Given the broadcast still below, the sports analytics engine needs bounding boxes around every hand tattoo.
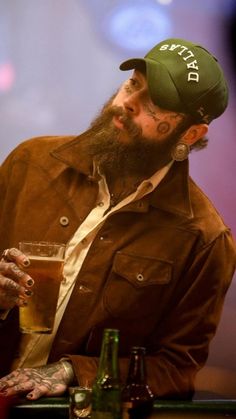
[0,361,73,400]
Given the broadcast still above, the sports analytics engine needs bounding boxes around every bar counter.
[8,392,236,419]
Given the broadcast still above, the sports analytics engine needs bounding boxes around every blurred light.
[228,1,236,72]
[156,0,173,5]
[101,2,172,53]
[0,62,15,92]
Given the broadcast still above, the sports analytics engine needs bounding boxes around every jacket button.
[60,216,69,226]
[136,273,145,281]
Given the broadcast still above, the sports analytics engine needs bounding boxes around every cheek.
[142,118,168,134]
[156,121,172,135]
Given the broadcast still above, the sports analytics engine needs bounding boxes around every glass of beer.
[19,241,65,334]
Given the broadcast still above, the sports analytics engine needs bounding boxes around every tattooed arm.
[0,361,74,400]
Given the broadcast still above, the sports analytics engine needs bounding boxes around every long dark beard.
[84,96,188,179]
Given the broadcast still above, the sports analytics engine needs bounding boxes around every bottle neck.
[126,350,147,385]
[96,332,120,382]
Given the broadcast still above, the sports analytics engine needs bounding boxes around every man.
[0,38,235,400]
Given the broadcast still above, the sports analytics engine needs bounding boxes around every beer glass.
[19,241,65,334]
[69,387,92,419]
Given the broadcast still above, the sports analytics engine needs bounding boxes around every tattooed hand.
[0,361,74,400]
[0,248,34,310]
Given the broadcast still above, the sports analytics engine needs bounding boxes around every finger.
[0,381,8,392]
[1,248,30,268]
[0,276,30,309]
[3,381,34,397]
[26,387,46,400]
[0,372,16,390]
[2,385,34,398]
[26,383,67,400]
[0,370,35,394]
[17,297,28,307]
[0,292,20,310]
[0,262,34,289]
[0,274,31,298]
[0,274,21,295]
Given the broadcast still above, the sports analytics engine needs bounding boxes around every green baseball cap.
[120,38,228,124]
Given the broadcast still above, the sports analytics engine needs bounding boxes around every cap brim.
[120,58,185,113]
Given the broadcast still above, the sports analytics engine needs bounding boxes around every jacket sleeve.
[67,230,236,398]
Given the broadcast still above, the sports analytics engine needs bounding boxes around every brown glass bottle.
[122,347,154,419]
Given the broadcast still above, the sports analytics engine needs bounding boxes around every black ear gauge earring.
[171,142,190,161]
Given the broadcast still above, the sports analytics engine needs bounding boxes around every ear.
[182,124,208,146]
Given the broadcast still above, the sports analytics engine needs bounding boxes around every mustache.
[105,105,142,138]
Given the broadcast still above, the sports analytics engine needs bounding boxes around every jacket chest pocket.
[103,251,173,319]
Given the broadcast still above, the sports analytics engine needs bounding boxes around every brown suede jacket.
[0,134,235,398]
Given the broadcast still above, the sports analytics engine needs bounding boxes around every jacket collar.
[51,133,95,178]
[148,159,193,218]
[51,133,193,219]
[120,160,193,219]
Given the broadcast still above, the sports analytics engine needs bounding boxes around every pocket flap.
[113,251,172,287]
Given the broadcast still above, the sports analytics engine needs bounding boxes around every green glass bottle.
[122,347,154,419]
[91,328,122,419]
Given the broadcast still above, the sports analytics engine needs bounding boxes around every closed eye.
[124,77,140,94]
[129,78,138,86]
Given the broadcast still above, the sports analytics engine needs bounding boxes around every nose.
[123,92,140,116]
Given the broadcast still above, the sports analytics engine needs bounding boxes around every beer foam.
[28,256,64,262]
